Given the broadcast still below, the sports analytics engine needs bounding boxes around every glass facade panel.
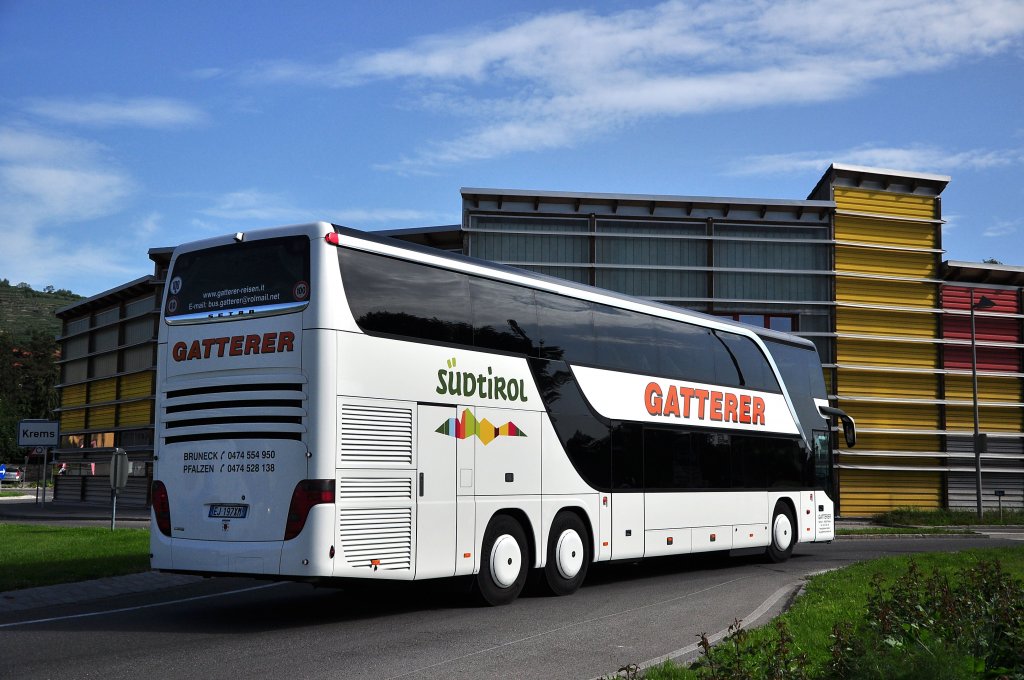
[474,216,589,233]
[93,307,119,327]
[714,224,829,240]
[520,265,590,285]
[597,220,706,236]
[93,326,118,352]
[64,317,89,335]
[596,236,706,267]
[91,353,117,377]
[124,295,155,318]
[715,241,828,270]
[124,317,154,345]
[714,273,829,301]
[63,335,88,360]
[123,345,154,372]
[63,359,88,383]
[596,269,706,298]
[471,232,589,264]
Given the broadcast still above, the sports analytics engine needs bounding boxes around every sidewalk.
[0,492,188,615]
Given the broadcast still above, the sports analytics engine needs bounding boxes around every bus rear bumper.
[150,506,337,577]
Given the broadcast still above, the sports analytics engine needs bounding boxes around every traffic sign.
[18,420,58,447]
[0,464,6,480]
[110,449,130,491]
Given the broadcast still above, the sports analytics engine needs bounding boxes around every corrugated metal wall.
[833,182,945,516]
[941,284,1024,509]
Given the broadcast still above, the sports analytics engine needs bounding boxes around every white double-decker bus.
[151,222,855,605]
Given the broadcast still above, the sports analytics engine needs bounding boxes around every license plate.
[209,504,248,519]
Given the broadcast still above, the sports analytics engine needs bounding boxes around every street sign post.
[18,420,58,447]
[110,448,130,530]
[19,421,58,504]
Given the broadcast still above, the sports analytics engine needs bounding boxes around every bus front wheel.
[766,503,796,563]
[475,515,529,606]
[543,512,590,596]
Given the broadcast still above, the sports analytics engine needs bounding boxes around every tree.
[0,330,60,463]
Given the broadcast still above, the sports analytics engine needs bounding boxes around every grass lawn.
[643,546,1024,679]
[0,523,150,592]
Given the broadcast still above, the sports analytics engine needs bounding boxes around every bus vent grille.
[340,404,413,466]
[162,378,306,444]
[338,477,413,500]
[337,508,413,570]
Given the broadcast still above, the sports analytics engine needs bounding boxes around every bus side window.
[716,332,780,392]
[341,249,472,345]
[651,318,717,384]
[536,293,595,365]
[592,304,658,374]
[470,278,539,355]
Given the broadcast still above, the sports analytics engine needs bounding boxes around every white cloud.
[982,218,1020,237]
[26,96,206,128]
[200,189,447,228]
[0,126,143,294]
[734,145,1024,177]
[244,0,1024,171]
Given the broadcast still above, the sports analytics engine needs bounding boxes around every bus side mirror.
[818,406,856,448]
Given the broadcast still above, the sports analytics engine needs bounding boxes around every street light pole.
[970,291,996,521]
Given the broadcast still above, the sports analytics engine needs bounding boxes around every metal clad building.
[460,188,835,362]
[52,164,1024,515]
[51,248,170,507]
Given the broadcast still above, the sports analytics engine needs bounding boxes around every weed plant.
[877,507,1024,527]
[638,550,1024,679]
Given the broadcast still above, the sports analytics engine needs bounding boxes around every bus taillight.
[285,479,335,540]
[152,481,172,537]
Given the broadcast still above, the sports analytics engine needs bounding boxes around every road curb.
[835,532,987,540]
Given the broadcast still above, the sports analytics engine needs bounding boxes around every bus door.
[415,404,460,579]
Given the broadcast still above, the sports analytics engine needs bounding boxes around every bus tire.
[475,514,529,606]
[542,512,590,596]
[766,502,796,563]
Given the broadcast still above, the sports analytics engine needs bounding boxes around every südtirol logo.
[434,357,528,403]
[436,408,526,446]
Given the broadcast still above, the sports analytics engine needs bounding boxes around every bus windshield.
[164,235,310,322]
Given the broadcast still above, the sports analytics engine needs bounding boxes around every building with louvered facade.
[391,164,1024,516]
[52,164,1023,515]
[51,248,171,508]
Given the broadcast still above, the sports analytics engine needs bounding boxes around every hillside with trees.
[0,280,83,463]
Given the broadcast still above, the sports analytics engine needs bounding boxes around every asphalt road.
[3,536,1019,680]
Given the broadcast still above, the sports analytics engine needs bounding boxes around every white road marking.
[0,582,284,629]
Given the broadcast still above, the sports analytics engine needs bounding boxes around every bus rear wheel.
[542,512,590,596]
[475,515,529,606]
[766,503,796,563]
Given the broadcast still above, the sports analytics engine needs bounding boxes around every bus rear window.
[165,236,310,320]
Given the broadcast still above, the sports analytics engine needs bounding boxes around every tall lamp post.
[970,290,996,520]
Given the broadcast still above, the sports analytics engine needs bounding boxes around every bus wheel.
[766,503,796,563]
[476,515,528,606]
[543,512,590,596]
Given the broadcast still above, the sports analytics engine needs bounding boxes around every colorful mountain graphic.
[435,409,527,445]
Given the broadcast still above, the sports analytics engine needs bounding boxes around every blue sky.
[1,0,1023,297]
